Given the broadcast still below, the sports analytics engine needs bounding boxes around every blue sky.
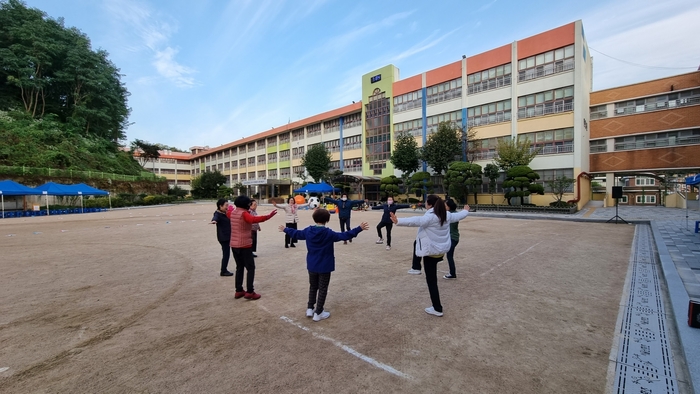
[23,0,700,151]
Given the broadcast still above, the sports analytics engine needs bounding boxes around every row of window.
[591,89,700,119]
[467,64,512,95]
[616,195,657,204]
[517,86,574,119]
[518,45,575,82]
[518,128,575,155]
[393,90,423,113]
[427,110,463,134]
[590,128,700,153]
[467,99,511,127]
[426,78,462,105]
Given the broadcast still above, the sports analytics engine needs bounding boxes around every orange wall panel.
[591,71,700,105]
[425,60,462,86]
[590,106,700,139]
[467,44,511,74]
[393,74,422,96]
[591,145,700,172]
[517,23,575,59]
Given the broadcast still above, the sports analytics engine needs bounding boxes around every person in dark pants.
[229,195,277,300]
[443,198,460,279]
[371,197,410,251]
[280,209,368,322]
[273,197,309,248]
[249,199,260,257]
[391,195,469,317]
[323,194,365,244]
[210,199,233,276]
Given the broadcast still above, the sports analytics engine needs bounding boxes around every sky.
[22,0,700,151]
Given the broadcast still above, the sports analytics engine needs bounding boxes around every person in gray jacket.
[390,194,469,317]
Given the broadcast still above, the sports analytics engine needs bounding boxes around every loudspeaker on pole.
[612,186,623,199]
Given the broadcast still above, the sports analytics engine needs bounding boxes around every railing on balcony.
[518,58,574,82]
[517,101,573,119]
[614,96,700,117]
[426,88,461,105]
[467,111,511,127]
[614,136,700,151]
[394,99,423,113]
[467,75,511,95]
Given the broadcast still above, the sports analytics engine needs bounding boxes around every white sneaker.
[306,308,314,318]
[313,311,330,321]
[407,269,422,275]
[386,246,391,251]
[376,238,384,244]
[425,307,443,317]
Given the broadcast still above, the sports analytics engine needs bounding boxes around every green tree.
[232,182,246,196]
[380,175,402,198]
[422,122,462,178]
[191,171,227,199]
[217,185,233,199]
[493,138,539,172]
[545,175,576,207]
[130,139,161,170]
[503,165,544,205]
[409,171,434,198]
[390,131,420,197]
[445,162,482,204]
[167,185,188,199]
[301,143,331,183]
[483,163,501,204]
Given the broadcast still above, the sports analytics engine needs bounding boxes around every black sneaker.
[443,274,456,279]
[221,271,233,277]
[252,253,258,257]
[290,244,296,248]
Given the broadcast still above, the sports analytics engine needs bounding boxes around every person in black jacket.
[323,194,366,244]
[371,197,410,251]
[210,198,233,276]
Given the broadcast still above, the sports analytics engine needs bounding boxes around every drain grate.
[613,225,678,393]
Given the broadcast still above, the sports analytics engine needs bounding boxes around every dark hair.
[445,198,457,212]
[312,208,331,224]
[288,196,296,204]
[426,194,447,226]
[234,195,251,209]
[216,198,227,209]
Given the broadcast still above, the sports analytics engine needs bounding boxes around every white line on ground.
[279,316,412,380]
[0,367,9,373]
[479,241,544,277]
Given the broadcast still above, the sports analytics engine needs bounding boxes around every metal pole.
[1,193,4,218]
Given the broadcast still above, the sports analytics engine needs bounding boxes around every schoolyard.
[0,202,634,393]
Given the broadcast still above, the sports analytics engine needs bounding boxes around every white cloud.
[391,28,460,62]
[103,0,197,88]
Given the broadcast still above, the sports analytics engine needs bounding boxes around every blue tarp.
[0,180,43,196]
[293,182,340,194]
[686,174,700,186]
[33,182,79,196]
[63,183,109,196]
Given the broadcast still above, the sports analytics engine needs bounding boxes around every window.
[257,155,266,164]
[240,173,246,180]
[365,89,391,165]
[224,162,230,169]
[231,174,238,182]
[426,78,462,105]
[292,128,305,141]
[279,150,290,161]
[614,128,700,151]
[518,128,574,155]
[268,152,277,162]
[231,160,238,168]
[279,167,290,179]
[517,86,574,119]
[257,170,265,179]
[247,143,255,152]
[240,159,246,168]
[323,139,341,153]
[268,169,277,179]
[256,141,265,150]
[426,110,462,134]
[467,64,512,95]
[342,135,362,151]
[590,104,607,119]
[292,146,305,159]
[635,177,655,186]
[518,44,575,82]
[343,158,363,171]
[394,118,423,137]
[248,157,255,166]
[636,195,656,204]
[293,165,305,176]
[267,137,277,147]
[613,89,700,116]
[468,136,509,161]
[535,168,575,192]
[324,119,340,133]
[330,160,340,170]
[344,113,362,128]
[279,133,290,144]
[590,139,607,153]
[307,123,321,137]
[619,195,628,204]
[467,99,511,127]
[393,89,423,113]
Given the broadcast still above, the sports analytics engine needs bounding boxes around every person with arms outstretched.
[371,197,410,251]
[323,194,366,244]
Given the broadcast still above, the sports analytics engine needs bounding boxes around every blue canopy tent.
[0,180,43,218]
[686,174,700,187]
[62,183,110,212]
[34,182,80,215]
[293,182,340,194]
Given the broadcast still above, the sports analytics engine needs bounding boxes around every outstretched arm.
[371,204,384,210]
[324,197,339,205]
[281,226,307,240]
[243,210,277,223]
[394,204,411,209]
[332,222,370,241]
[448,209,469,223]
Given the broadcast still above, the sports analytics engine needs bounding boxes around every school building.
[137,20,700,207]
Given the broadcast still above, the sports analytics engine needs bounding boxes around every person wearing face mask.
[323,194,366,244]
[371,197,410,250]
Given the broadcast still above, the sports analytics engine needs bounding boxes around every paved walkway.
[469,206,700,393]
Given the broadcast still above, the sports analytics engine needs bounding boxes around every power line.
[588,46,698,70]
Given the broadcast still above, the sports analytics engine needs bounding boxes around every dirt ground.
[0,202,634,393]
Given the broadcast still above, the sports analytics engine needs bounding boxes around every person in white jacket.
[390,194,469,317]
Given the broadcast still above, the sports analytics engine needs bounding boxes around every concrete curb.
[650,221,700,393]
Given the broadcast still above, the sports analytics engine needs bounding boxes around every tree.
[191,171,227,199]
[503,165,544,205]
[409,171,434,198]
[130,139,161,170]
[483,163,501,204]
[422,122,461,178]
[301,143,331,183]
[232,182,246,196]
[545,175,576,207]
[390,131,420,197]
[217,185,233,199]
[167,185,188,199]
[493,138,539,172]
[445,162,482,204]
[380,175,402,198]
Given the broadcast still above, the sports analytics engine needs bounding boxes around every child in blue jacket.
[279,209,369,322]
